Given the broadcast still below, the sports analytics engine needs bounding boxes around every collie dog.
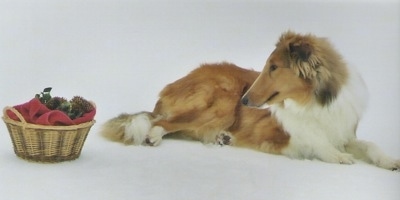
[102,31,400,171]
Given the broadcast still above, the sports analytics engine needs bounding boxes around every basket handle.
[3,106,27,124]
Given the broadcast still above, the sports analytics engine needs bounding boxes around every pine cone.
[71,96,94,113]
[70,100,84,119]
[45,97,67,110]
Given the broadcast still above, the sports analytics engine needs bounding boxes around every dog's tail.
[100,112,157,145]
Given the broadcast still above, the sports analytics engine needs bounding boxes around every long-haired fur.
[283,32,348,105]
[101,31,400,171]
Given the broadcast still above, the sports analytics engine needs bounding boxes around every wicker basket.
[2,106,95,163]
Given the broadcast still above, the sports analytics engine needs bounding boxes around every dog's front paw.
[374,157,400,171]
[216,131,234,146]
[338,154,355,165]
[393,160,400,171]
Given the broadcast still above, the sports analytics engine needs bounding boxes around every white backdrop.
[1,1,399,200]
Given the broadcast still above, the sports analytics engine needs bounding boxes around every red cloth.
[6,98,96,126]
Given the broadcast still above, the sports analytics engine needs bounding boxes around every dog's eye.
[270,65,278,72]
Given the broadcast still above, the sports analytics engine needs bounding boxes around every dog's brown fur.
[152,63,290,152]
[102,62,291,153]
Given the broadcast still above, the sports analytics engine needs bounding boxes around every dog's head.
[242,31,348,107]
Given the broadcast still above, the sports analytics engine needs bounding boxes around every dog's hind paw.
[145,137,162,146]
[145,126,165,146]
[216,131,234,146]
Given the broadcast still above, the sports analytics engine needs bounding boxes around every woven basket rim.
[3,106,95,130]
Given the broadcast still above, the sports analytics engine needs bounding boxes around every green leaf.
[43,87,52,93]
[42,93,52,103]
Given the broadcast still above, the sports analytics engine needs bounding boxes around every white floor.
[1,1,399,200]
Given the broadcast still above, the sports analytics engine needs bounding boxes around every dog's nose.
[241,96,249,105]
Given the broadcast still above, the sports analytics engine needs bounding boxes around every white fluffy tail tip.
[124,114,152,145]
[101,112,153,145]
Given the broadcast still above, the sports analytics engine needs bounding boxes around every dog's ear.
[289,41,312,61]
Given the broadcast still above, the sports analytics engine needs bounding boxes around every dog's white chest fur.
[270,67,368,163]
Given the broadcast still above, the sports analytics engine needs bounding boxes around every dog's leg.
[283,140,355,165]
[345,140,400,171]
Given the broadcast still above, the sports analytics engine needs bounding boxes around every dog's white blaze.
[124,113,152,145]
[271,66,368,163]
